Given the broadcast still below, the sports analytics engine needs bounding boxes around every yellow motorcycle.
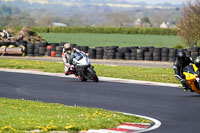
[183,64,200,94]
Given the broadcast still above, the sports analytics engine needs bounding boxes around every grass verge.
[0,58,179,84]
[0,98,150,132]
[40,33,182,48]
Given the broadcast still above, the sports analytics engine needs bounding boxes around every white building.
[52,22,67,27]
[160,22,170,29]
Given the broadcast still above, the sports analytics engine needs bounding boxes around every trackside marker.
[120,123,149,128]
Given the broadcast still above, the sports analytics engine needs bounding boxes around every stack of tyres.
[34,44,39,56]
[79,46,89,53]
[103,46,109,59]
[95,47,103,59]
[136,48,144,60]
[59,42,66,47]
[56,46,62,57]
[190,47,199,60]
[161,47,169,61]
[71,44,77,48]
[122,47,131,60]
[168,48,177,62]
[88,48,96,59]
[115,49,124,59]
[106,46,118,59]
[144,47,154,61]
[27,43,34,56]
[131,48,137,60]
[107,49,115,59]
[124,53,131,60]
[144,52,153,61]
[153,48,161,61]
[149,47,154,53]
[120,47,131,54]
[120,47,131,60]
[39,42,47,56]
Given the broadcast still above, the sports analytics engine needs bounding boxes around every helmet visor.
[65,47,71,51]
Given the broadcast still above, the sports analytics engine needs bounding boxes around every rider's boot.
[65,70,74,75]
[65,72,69,75]
[184,87,188,92]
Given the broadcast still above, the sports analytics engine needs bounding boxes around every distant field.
[40,33,183,48]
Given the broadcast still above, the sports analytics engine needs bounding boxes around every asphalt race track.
[0,71,200,133]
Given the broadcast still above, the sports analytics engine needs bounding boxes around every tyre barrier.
[2,41,200,62]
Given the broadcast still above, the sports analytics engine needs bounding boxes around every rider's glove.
[69,65,74,68]
[86,53,89,56]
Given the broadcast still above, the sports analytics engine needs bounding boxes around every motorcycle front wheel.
[87,67,99,82]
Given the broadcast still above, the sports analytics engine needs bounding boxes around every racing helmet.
[64,43,71,51]
[194,56,200,67]
[177,50,186,63]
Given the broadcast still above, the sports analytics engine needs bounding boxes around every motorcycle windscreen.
[183,65,196,74]
[74,52,83,61]
[183,65,196,81]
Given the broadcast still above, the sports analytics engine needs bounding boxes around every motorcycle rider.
[194,56,200,68]
[173,50,194,91]
[62,43,88,75]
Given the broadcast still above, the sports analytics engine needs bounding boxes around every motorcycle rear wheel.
[87,67,99,82]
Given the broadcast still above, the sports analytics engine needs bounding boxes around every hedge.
[1,26,177,35]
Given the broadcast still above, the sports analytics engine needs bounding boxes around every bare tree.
[151,11,170,27]
[103,12,133,27]
[177,0,200,47]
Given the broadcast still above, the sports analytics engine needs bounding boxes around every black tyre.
[39,47,46,55]
[27,54,34,56]
[144,56,153,61]
[169,52,176,57]
[87,67,99,82]
[131,56,137,60]
[153,56,161,61]
[161,52,168,57]
[78,75,87,82]
[161,57,169,61]
[116,52,124,57]
[149,47,154,53]
[27,43,34,49]
[153,52,161,56]
[162,47,169,53]
[96,55,103,59]
[169,57,176,62]
[154,48,161,52]
[169,48,177,53]
[45,50,51,56]
[89,53,96,59]
[27,48,34,54]
[56,46,62,51]
[39,42,48,47]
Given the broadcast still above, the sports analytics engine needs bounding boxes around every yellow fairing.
[193,64,198,72]
[183,72,196,81]
[183,71,200,94]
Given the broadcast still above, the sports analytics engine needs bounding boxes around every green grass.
[40,33,183,48]
[0,98,150,132]
[0,58,179,84]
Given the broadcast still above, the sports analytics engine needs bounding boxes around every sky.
[131,0,189,5]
